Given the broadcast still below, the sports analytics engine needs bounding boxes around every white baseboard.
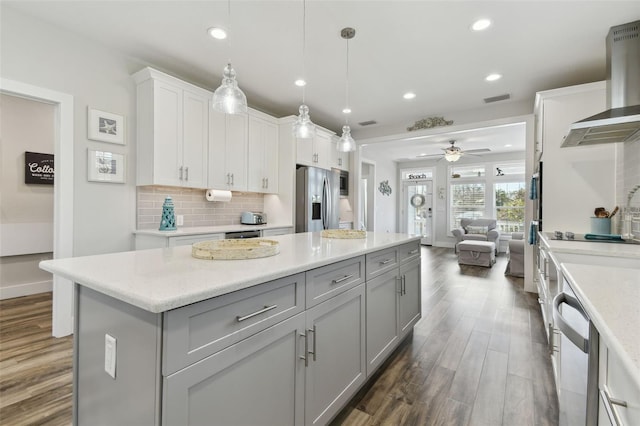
[0,280,53,300]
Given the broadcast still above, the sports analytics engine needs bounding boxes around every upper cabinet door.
[225,113,248,191]
[181,90,209,189]
[248,113,279,193]
[295,129,333,170]
[150,80,183,187]
[208,108,228,189]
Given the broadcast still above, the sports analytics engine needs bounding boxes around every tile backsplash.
[137,186,264,229]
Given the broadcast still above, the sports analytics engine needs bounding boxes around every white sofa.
[451,218,500,254]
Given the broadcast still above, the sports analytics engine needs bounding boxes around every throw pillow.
[466,225,488,235]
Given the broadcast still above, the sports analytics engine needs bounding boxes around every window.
[495,182,526,233]
[450,182,485,228]
[449,161,525,234]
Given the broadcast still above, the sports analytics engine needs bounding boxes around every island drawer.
[366,247,399,280]
[163,272,305,375]
[398,242,421,264]
[306,255,364,307]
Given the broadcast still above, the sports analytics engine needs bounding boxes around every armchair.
[505,232,525,277]
[452,218,500,254]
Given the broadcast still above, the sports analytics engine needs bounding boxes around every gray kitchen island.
[40,232,422,426]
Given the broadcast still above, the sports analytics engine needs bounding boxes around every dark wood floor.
[0,292,73,426]
[331,246,559,426]
[0,246,558,425]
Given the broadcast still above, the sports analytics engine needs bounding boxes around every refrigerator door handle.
[322,177,328,229]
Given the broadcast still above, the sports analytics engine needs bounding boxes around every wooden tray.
[321,229,367,239]
[192,239,280,260]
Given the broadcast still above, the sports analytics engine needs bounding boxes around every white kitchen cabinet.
[330,135,350,171]
[134,68,209,189]
[134,232,224,250]
[598,339,640,426]
[296,128,333,170]
[248,111,279,193]
[304,284,366,426]
[208,109,248,191]
[163,312,306,426]
[261,227,293,237]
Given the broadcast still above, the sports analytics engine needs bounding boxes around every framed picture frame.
[88,150,125,183]
[88,107,125,145]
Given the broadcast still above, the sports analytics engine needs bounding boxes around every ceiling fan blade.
[416,153,443,158]
[464,148,491,154]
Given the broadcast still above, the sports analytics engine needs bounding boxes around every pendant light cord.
[301,0,307,105]
[345,37,350,125]
[227,0,232,64]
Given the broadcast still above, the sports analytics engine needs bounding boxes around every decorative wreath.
[410,194,426,208]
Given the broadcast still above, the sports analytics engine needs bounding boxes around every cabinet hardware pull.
[179,166,184,180]
[402,275,406,295]
[332,274,354,284]
[231,173,234,185]
[308,325,317,361]
[185,167,189,181]
[265,177,268,188]
[408,249,419,255]
[226,173,230,185]
[236,304,278,322]
[600,387,627,426]
[300,332,308,367]
[338,158,342,166]
[262,178,265,188]
[396,277,403,294]
[379,259,393,265]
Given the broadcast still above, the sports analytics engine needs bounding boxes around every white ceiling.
[6,1,640,159]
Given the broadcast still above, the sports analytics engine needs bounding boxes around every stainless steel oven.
[339,170,348,196]
[553,276,599,426]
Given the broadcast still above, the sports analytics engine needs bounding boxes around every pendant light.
[293,0,316,139]
[212,0,247,114]
[337,27,356,152]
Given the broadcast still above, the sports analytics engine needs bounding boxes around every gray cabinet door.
[305,284,366,426]
[163,312,306,426]
[399,257,421,337]
[365,268,400,376]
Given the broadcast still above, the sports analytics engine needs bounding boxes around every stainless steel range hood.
[562,20,640,147]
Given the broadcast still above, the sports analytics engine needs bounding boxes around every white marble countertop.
[561,263,640,391]
[40,232,419,314]
[539,232,640,258]
[134,223,294,237]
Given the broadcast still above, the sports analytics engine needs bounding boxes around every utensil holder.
[590,217,611,235]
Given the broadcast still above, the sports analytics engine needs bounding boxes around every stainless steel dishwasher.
[553,276,599,426]
[224,230,261,239]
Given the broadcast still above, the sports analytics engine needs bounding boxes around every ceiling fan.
[417,140,491,162]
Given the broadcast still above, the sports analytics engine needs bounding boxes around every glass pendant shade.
[444,151,462,162]
[337,125,356,152]
[212,63,248,114]
[293,104,316,139]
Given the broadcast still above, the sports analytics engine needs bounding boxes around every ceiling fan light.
[293,104,316,139]
[212,63,248,114]
[444,151,462,162]
[337,125,356,152]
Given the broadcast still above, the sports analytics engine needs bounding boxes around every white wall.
[1,6,141,256]
[358,150,398,233]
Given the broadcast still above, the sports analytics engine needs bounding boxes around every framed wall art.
[87,150,125,183]
[87,107,125,145]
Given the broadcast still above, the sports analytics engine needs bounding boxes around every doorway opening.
[1,78,75,337]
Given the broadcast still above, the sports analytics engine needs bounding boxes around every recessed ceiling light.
[343,107,352,114]
[403,92,416,100]
[471,19,492,31]
[294,79,306,87]
[485,73,502,82]
[505,144,512,147]
[208,27,227,40]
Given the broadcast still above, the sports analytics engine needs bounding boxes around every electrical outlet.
[177,215,184,226]
[105,334,116,379]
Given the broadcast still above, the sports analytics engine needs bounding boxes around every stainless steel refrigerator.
[296,166,340,233]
